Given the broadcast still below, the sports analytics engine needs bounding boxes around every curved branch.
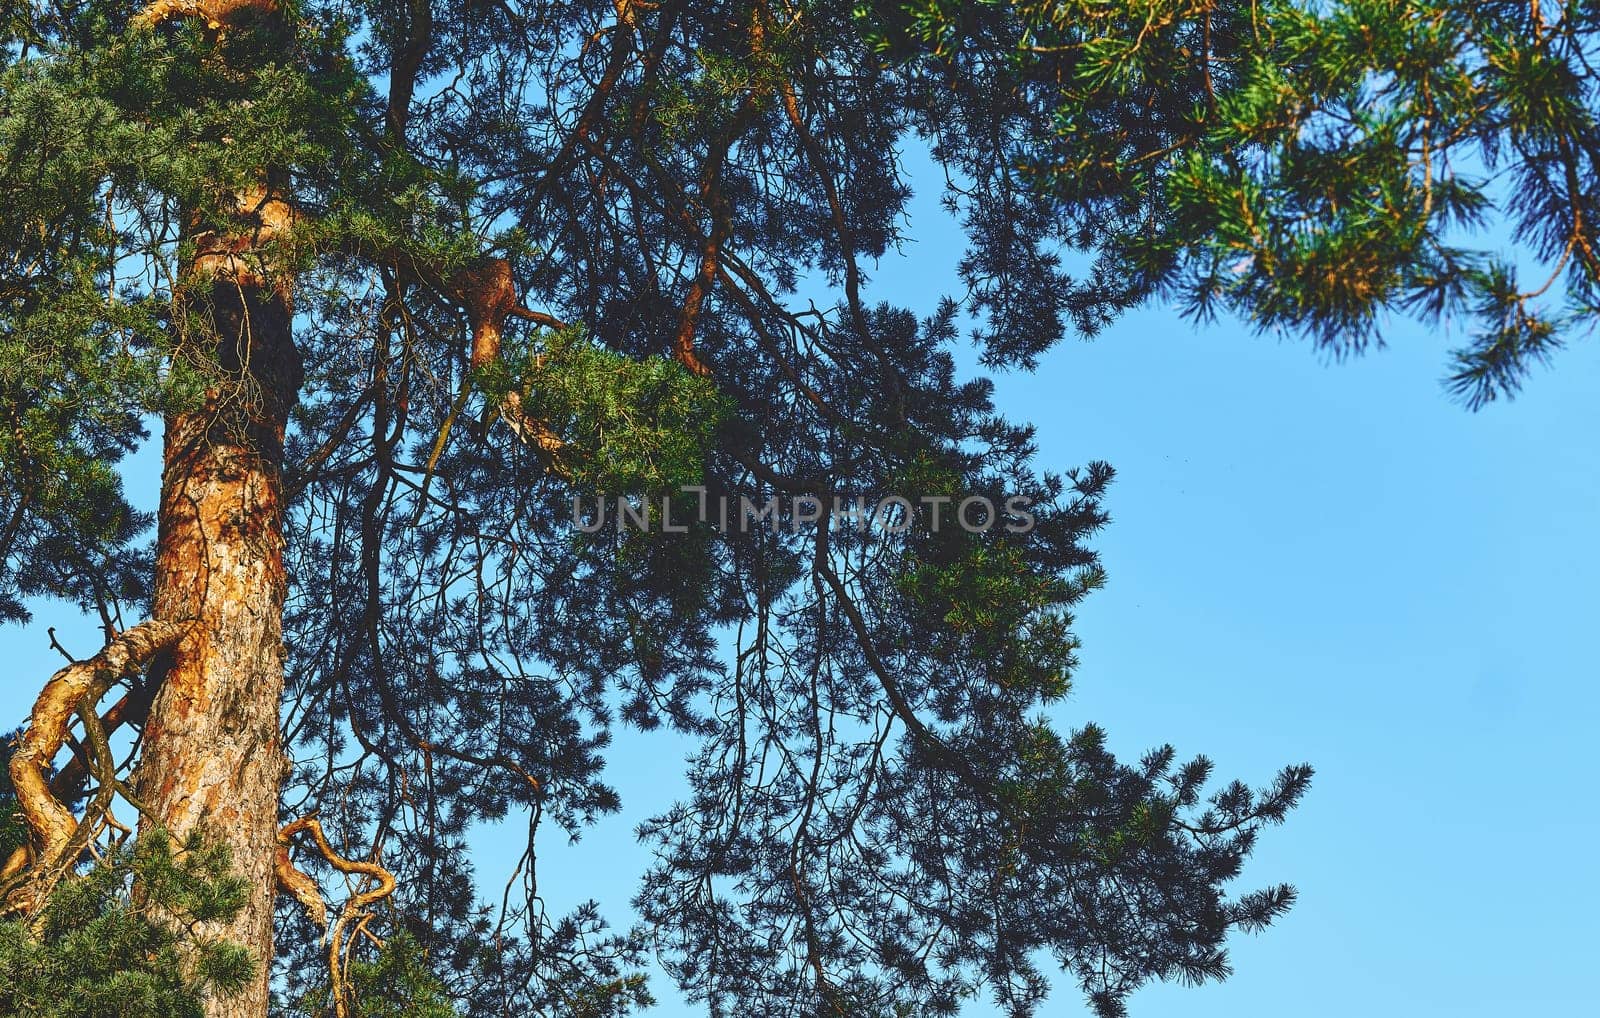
[275,839,328,929]
[278,817,397,1018]
[3,620,192,907]
[452,258,570,465]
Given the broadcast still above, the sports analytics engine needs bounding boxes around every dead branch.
[46,627,76,664]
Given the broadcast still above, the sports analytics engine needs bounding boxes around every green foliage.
[864,0,1600,407]
[0,833,253,1018]
[287,933,454,1018]
[897,536,1089,699]
[0,0,375,622]
[887,455,1101,700]
[490,327,727,493]
[0,42,169,622]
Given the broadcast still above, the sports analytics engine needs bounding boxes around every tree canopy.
[8,0,1586,1015]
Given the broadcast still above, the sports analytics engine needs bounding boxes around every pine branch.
[2,620,193,913]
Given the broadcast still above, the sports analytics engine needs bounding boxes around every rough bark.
[134,182,301,1018]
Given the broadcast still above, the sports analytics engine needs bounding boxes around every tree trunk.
[136,184,301,1018]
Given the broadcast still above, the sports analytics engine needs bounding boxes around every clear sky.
[5,162,1598,1016]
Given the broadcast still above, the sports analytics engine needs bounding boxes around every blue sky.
[6,174,1599,1015]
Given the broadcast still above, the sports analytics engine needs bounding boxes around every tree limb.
[277,817,397,1018]
[132,0,278,31]
[2,620,192,909]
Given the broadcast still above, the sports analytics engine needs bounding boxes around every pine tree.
[0,3,1426,1016]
